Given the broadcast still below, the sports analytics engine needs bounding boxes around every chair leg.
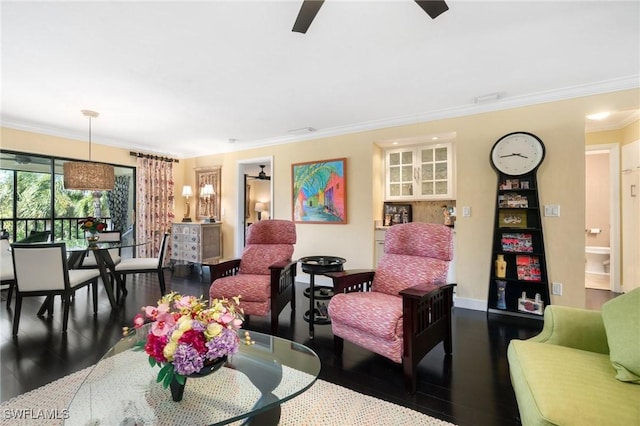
[270,310,279,336]
[158,269,166,295]
[334,335,344,356]
[290,282,296,312]
[120,274,128,297]
[443,312,453,355]
[62,294,71,334]
[37,296,54,317]
[92,280,98,315]
[403,360,417,394]
[6,284,13,309]
[12,294,22,335]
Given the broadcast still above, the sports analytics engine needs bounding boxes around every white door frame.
[235,156,273,258]
[585,143,621,293]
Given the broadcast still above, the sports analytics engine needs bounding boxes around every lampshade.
[63,162,115,191]
[63,110,115,191]
[201,184,214,197]
[182,185,193,197]
[254,202,265,213]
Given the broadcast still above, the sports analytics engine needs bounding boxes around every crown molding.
[2,75,638,157]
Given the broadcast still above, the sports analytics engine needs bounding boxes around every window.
[0,150,135,242]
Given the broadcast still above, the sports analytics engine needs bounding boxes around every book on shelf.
[498,193,529,208]
[501,233,533,252]
[498,210,527,228]
[516,255,541,281]
[499,179,531,190]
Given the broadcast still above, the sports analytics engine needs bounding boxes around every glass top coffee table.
[65,327,320,425]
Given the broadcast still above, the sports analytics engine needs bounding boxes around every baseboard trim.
[453,296,486,312]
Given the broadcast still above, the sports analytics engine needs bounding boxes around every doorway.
[584,144,620,293]
[235,157,273,258]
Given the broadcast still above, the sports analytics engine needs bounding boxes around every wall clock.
[490,132,545,176]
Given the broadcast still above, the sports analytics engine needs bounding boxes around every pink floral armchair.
[209,220,297,335]
[327,222,455,393]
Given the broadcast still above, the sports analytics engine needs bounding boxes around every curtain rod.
[130,151,179,163]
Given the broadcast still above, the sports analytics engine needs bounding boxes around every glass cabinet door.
[387,149,414,198]
[418,145,451,197]
[385,142,453,201]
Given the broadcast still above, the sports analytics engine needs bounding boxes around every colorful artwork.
[292,158,347,224]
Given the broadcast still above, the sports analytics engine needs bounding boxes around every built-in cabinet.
[622,140,640,293]
[384,143,454,201]
[171,222,222,265]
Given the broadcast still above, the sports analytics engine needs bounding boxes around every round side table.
[298,255,346,339]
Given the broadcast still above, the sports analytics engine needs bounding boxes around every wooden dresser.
[171,222,222,266]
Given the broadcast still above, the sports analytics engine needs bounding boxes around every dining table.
[36,238,148,314]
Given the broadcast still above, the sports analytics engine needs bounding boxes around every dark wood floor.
[0,268,617,425]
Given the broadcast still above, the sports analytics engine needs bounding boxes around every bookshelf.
[488,173,550,318]
[488,132,550,319]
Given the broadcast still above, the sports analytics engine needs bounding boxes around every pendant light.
[63,110,115,191]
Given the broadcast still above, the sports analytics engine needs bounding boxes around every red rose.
[179,330,207,354]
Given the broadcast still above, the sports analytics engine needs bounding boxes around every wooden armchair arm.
[208,259,241,281]
[400,282,457,384]
[269,260,296,272]
[269,259,298,288]
[399,282,456,300]
[325,269,375,294]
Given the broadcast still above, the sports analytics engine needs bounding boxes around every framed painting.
[196,167,221,221]
[383,202,412,226]
[292,158,347,224]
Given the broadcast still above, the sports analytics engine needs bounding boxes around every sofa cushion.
[508,339,640,425]
[601,287,640,384]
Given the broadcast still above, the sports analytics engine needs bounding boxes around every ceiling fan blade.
[415,0,449,19]
[292,0,325,34]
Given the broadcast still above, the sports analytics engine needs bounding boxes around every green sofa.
[507,289,640,426]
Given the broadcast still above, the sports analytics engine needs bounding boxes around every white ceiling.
[2,1,639,158]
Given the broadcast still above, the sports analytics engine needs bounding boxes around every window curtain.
[107,175,130,233]
[136,157,175,260]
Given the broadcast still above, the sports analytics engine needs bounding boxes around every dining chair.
[16,229,51,243]
[208,219,297,335]
[114,232,170,298]
[1,239,15,308]
[79,230,122,268]
[11,242,100,335]
[326,222,455,393]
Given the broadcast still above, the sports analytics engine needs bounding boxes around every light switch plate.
[462,206,471,217]
[544,205,560,217]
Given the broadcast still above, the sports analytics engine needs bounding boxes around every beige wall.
[2,88,639,309]
[585,153,610,247]
[0,126,189,220]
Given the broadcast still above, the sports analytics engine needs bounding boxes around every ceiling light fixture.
[586,112,611,120]
[287,127,316,135]
[63,110,115,191]
[474,92,502,104]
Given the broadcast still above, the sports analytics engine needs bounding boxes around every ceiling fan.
[248,165,271,181]
[292,0,449,34]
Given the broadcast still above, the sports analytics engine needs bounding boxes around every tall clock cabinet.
[488,132,551,319]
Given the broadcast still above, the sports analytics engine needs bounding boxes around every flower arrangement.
[78,216,107,234]
[125,292,248,388]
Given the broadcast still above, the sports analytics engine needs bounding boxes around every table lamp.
[181,185,193,222]
[201,184,215,223]
[254,202,265,221]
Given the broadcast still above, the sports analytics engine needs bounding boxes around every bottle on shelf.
[495,254,507,278]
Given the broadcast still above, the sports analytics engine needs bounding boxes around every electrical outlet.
[462,206,471,217]
[552,282,563,296]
